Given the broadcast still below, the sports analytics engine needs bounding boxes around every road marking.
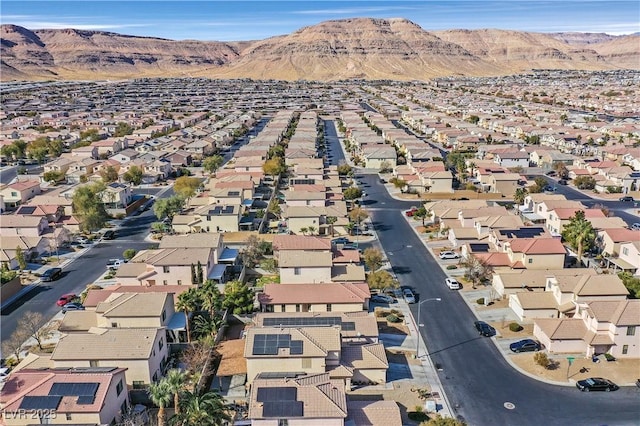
[504,402,515,410]
[406,245,412,248]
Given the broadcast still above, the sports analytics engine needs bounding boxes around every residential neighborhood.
[1,72,640,425]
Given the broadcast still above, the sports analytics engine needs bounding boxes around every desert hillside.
[1,18,637,81]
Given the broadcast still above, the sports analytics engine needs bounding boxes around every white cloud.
[292,6,418,15]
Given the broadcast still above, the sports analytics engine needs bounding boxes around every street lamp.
[416,297,441,358]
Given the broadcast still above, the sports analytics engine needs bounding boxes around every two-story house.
[0,180,42,209]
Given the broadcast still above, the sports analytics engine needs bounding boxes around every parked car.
[402,288,416,304]
[439,251,460,260]
[106,258,125,270]
[341,244,360,251]
[405,206,418,217]
[445,277,461,290]
[62,302,85,313]
[56,293,77,307]
[474,321,496,337]
[576,377,619,392]
[631,223,640,231]
[40,267,62,282]
[558,179,568,185]
[331,237,350,245]
[0,367,9,383]
[75,236,91,245]
[619,196,634,202]
[509,339,541,353]
[102,230,116,240]
[371,294,395,304]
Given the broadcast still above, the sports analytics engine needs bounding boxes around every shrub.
[375,309,389,318]
[476,297,485,305]
[509,322,523,332]
[408,406,429,422]
[604,353,616,361]
[386,314,401,323]
[533,352,550,368]
[389,309,403,317]
[446,265,457,270]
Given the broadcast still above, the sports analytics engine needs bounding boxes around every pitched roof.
[272,235,332,251]
[534,318,587,340]
[340,343,388,369]
[601,228,640,243]
[51,328,163,360]
[95,292,170,317]
[258,283,370,305]
[508,238,566,255]
[279,250,333,268]
[511,292,557,309]
[158,233,221,249]
[347,400,402,426]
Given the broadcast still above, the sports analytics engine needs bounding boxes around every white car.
[445,278,461,290]
[106,258,125,270]
[402,289,416,304]
[631,223,640,231]
[439,251,460,260]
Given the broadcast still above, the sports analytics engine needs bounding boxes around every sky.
[2,1,639,41]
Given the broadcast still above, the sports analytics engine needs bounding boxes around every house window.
[294,267,301,275]
[163,266,170,273]
[153,372,158,382]
[295,304,300,312]
[120,400,128,416]
[622,345,629,355]
[622,247,629,256]
[11,191,17,197]
[111,322,118,328]
[177,280,182,285]
[280,304,286,312]
[326,304,332,312]
[278,420,288,426]
[528,258,533,264]
[116,379,123,396]
[66,414,72,420]
[163,280,168,285]
[159,337,164,350]
[132,381,145,390]
[161,310,166,322]
[627,326,636,336]
[90,360,99,367]
[302,358,311,368]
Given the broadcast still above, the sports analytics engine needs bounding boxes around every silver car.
[402,289,416,304]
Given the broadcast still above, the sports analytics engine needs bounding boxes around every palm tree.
[194,314,224,340]
[299,227,308,235]
[200,280,222,318]
[164,369,188,415]
[307,225,317,235]
[169,390,231,426]
[148,381,172,426]
[561,210,596,263]
[513,188,528,205]
[326,216,337,236]
[176,288,200,343]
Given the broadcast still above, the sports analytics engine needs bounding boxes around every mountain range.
[1,18,638,81]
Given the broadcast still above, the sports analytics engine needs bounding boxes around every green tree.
[343,186,363,201]
[367,270,396,291]
[122,165,143,185]
[553,162,569,179]
[389,177,407,192]
[420,415,467,426]
[15,246,27,270]
[514,187,528,205]
[100,165,119,183]
[222,280,254,315]
[618,272,640,299]
[326,216,338,236]
[240,235,265,268]
[196,260,203,285]
[114,122,134,137]
[561,210,596,261]
[154,195,185,220]
[123,249,137,261]
[43,170,65,183]
[267,199,281,219]
[574,176,596,190]
[72,182,109,233]
[169,390,230,426]
[80,128,102,142]
[27,146,48,163]
[148,380,172,426]
[176,288,201,343]
[463,256,493,289]
[174,176,201,200]
[529,177,548,193]
[165,369,189,415]
[349,206,369,228]
[413,206,430,225]
[200,280,223,318]
[336,163,352,176]
[307,225,317,235]
[363,247,384,271]
[202,155,223,176]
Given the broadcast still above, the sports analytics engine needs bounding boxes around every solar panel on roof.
[49,382,99,397]
[252,333,304,356]
[263,401,303,417]
[290,341,303,355]
[77,395,96,405]
[469,243,490,252]
[17,206,37,214]
[19,396,62,410]
[256,387,297,402]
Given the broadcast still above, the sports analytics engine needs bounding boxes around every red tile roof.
[602,228,640,243]
[273,235,332,251]
[551,208,605,220]
[508,238,566,254]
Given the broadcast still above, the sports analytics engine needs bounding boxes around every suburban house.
[0,180,42,209]
[492,268,597,297]
[248,373,347,425]
[0,367,130,426]
[279,249,333,284]
[0,236,48,270]
[116,247,216,286]
[597,228,640,256]
[172,203,242,233]
[362,145,397,169]
[534,299,640,358]
[258,283,370,313]
[99,182,133,210]
[0,215,49,237]
[50,327,168,387]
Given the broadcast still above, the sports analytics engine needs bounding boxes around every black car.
[331,237,350,245]
[102,230,116,240]
[474,321,496,337]
[40,267,62,282]
[619,196,634,202]
[558,179,568,185]
[509,339,541,353]
[576,377,619,392]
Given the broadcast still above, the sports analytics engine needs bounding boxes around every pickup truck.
[106,259,125,270]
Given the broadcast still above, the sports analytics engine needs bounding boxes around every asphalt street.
[0,189,173,352]
[0,163,43,185]
[358,173,640,426]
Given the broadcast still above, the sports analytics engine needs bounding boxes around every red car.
[57,293,77,307]
[405,207,418,217]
